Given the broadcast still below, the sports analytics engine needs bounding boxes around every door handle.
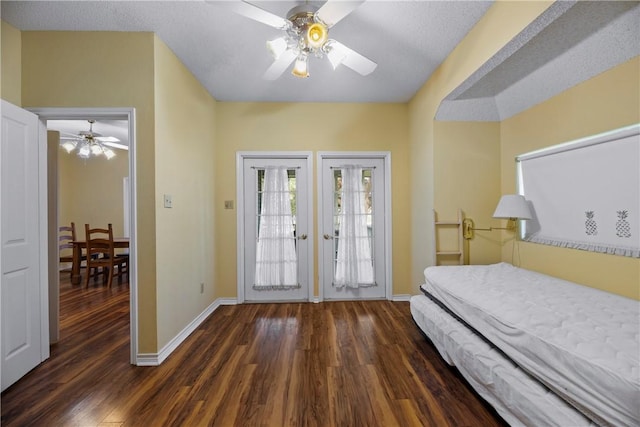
[323,234,334,240]
[298,234,307,240]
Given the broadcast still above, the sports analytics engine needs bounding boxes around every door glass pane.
[254,168,299,289]
[257,169,297,237]
[332,168,375,285]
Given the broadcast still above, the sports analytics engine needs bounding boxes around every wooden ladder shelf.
[433,208,465,265]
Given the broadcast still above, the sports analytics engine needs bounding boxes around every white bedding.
[422,263,640,427]
[410,294,597,427]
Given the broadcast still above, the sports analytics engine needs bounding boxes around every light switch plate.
[164,194,172,208]
[224,200,234,209]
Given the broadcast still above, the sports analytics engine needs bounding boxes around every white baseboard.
[135,353,160,366]
[135,297,238,366]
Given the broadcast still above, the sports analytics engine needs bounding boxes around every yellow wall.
[433,121,502,265]
[501,57,640,300]
[57,141,129,237]
[20,31,220,353]
[21,31,159,352]
[1,20,22,105]
[153,36,217,349]
[215,103,411,297]
[408,1,554,290]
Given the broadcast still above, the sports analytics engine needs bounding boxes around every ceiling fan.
[60,120,126,160]
[221,0,377,79]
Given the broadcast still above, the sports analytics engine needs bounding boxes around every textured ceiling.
[436,0,640,121]
[0,0,493,103]
[2,0,638,122]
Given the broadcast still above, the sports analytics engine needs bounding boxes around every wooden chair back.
[84,223,128,288]
[59,222,76,262]
[59,222,78,278]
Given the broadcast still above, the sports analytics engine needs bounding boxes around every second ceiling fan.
[221,0,377,79]
[59,120,125,159]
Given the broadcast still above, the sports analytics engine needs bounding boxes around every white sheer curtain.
[254,167,298,288]
[334,167,374,288]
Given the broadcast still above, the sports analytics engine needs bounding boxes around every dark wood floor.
[1,273,507,426]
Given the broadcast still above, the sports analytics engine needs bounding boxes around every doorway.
[29,107,138,364]
[318,152,392,301]
[236,152,314,303]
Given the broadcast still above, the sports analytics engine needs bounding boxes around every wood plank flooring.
[1,274,507,426]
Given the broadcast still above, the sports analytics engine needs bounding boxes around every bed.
[409,262,639,427]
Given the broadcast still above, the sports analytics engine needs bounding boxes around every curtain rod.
[251,166,301,169]
[330,166,376,169]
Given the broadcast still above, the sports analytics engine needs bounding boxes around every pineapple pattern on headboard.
[519,125,638,258]
[616,210,631,238]
[585,211,598,236]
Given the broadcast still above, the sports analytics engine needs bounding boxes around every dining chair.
[84,223,129,288]
[59,222,82,278]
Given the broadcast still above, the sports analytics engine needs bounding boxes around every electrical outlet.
[224,200,234,210]
[164,194,172,208]
[200,282,204,294]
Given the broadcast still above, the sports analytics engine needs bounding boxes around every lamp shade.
[266,37,288,60]
[61,140,77,153]
[306,22,328,49]
[292,54,309,78]
[493,195,532,220]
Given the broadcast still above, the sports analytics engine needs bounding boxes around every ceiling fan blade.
[224,0,290,29]
[316,0,366,28]
[60,131,80,138]
[330,41,377,76]
[95,136,120,143]
[102,141,129,151]
[263,49,297,80]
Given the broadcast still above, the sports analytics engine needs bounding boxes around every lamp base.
[463,218,474,240]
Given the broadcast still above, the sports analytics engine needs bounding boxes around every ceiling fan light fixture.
[266,37,288,60]
[61,140,77,153]
[292,54,309,78]
[227,0,377,80]
[78,143,91,159]
[60,119,122,159]
[103,147,116,160]
[306,22,328,49]
[90,143,103,156]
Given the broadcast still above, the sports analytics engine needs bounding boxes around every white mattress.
[410,294,597,427]
[422,263,640,427]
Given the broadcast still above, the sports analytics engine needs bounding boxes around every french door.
[237,152,390,302]
[238,153,313,302]
[318,153,391,300]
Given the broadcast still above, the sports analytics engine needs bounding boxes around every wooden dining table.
[71,238,129,285]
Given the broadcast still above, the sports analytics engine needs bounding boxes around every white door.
[319,154,391,300]
[240,154,312,302]
[1,100,48,391]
